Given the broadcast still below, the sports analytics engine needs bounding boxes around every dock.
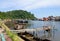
[10,26,52,33]
[10,28,43,33]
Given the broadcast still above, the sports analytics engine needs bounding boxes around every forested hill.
[0,10,36,19]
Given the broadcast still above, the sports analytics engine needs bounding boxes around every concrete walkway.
[0,26,12,41]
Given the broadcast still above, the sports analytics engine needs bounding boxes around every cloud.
[0,0,60,11]
[24,0,60,10]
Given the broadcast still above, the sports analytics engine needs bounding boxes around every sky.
[0,0,60,18]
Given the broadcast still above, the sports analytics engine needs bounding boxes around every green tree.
[0,10,36,19]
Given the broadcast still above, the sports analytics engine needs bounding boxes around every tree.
[0,10,36,19]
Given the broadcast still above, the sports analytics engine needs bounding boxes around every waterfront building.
[43,17,49,21]
[55,16,60,21]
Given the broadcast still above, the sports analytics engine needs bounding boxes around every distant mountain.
[0,10,36,19]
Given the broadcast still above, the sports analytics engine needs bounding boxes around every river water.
[26,21,60,41]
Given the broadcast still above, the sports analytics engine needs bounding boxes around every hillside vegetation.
[0,10,36,19]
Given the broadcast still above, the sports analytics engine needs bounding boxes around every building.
[55,16,60,21]
[43,17,49,21]
[14,20,28,30]
[48,16,54,20]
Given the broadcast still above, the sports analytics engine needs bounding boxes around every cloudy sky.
[0,0,60,18]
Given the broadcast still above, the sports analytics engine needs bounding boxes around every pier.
[10,28,43,33]
[10,26,52,33]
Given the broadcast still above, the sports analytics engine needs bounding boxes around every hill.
[0,10,36,19]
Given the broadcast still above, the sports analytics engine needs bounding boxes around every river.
[26,21,60,41]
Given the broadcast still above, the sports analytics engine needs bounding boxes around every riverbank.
[2,20,59,41]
